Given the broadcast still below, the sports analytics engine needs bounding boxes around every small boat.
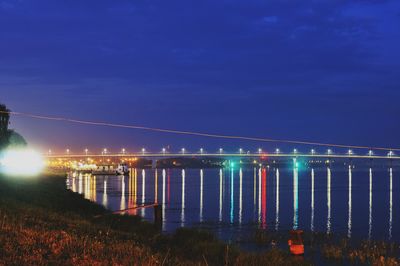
[116,163,130,176]
[92,164,115,175]
[91,164,129,176]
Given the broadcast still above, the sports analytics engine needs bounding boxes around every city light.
[275,148,280,154]
[239,148,243,154]
[121,148,126,154]
[348,149,353,155]
[162,148,166,154]
[66,148,70,155]
[200,148,204,154]
[258,148,262,154]
[311,149,315,155]
[368,150,373,156]
[327,149,332,155]
[293,149,298,154]
[0,149,44,176]
[85,148,88,155]
[181,148,186,154]
[142,148,146,154]
[219,148,223,154]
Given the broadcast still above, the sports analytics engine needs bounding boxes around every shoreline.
[1,173,399,265]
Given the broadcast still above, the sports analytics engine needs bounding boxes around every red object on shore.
[288,230,304,255]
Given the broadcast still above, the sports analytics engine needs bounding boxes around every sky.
[1,0,400,154]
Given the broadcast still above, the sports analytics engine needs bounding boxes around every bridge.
[45,150,400,160]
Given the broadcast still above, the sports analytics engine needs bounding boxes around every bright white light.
[0,149,44,176]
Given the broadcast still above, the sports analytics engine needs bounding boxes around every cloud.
[262,16,278,23]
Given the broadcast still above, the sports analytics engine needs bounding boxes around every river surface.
[66,165,399,243]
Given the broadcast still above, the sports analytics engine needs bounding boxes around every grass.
[0,174,309,265]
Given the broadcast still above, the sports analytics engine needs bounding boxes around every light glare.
[0,149,44,176]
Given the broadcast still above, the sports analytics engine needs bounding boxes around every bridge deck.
[46,153,400,160]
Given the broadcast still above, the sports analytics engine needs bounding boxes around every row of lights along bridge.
[47,148,396,157]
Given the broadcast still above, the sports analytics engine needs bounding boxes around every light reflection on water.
[67,166,399,242]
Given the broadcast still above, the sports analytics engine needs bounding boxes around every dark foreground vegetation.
[0,174,308,266]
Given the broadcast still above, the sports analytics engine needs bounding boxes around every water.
[66,165,399,243]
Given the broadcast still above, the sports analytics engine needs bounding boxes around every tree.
[0,104,26,149]
[0,104,10,148]
[7,130,27,147]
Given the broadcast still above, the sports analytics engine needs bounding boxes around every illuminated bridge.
[45,149,400,160]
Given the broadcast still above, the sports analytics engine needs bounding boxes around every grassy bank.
[0,174,307,265]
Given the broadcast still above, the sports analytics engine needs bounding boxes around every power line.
[1,110,398,151]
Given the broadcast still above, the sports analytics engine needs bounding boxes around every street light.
[258,148,262,154]
[103,148,107,155]
[327,149,332,155]
[348,149,353,155]
[181,148,186,154]
[66,149,70,155]
[219,148,223,154]
[162,148,166,154]
[84,148,88,156]
[141,148,146,155]
[239,148,243,154]
[293,148,298,154]
[368,150,373,156]
[388,151,394,157]
[48,149,52,155]
[200,148,204,154]
[275,148,280,154]
[121,148,126,154]
[311,149,315,155]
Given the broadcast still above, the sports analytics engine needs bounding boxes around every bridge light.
[348,149,353,155]
[103,148,107,155]
[48,149,52,155]
[311,149,315,155]
[162,148,166,154]
[239,148,243,154]
[219,148,223,154]
[84,148,88,155]
[258,148,262,154]
[275,148,280,154]
[388,151,394,157]
[121,148,126,154]
[368,150,373,156]
[66,149,70,155]
[200,148,204,154]
[327,149,332,155]
[141,148,146,154]
[293,149,298,154]
[181,148,186,154]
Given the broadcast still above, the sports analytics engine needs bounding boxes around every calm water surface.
[67,166,399,242]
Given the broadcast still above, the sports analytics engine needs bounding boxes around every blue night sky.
[1,0,399,153]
